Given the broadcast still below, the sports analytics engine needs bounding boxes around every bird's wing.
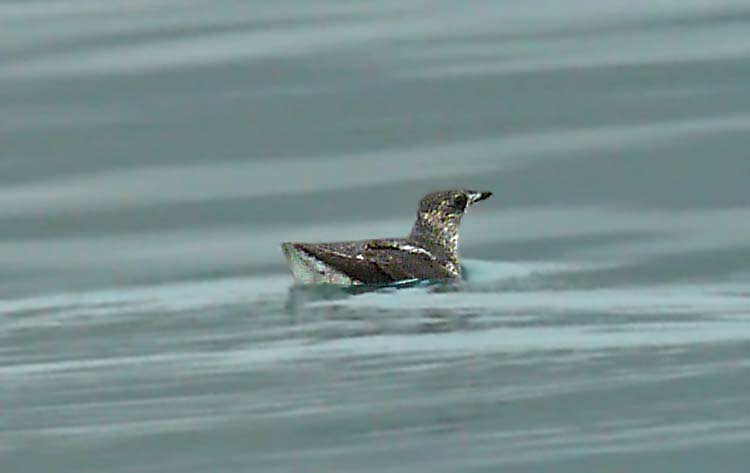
[361,240,454,282]
[294,240,453,284]
[292,242,394,284]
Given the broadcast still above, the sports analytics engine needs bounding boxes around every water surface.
[2,1,750,471]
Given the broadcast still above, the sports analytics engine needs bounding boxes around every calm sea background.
[3,1,750,471]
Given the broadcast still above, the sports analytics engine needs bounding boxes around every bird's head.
[410,189,493,256]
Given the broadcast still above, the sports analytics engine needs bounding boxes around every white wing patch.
[366,240,437,260]
[393,243,435,259]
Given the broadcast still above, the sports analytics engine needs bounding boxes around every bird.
[281,189,493,285]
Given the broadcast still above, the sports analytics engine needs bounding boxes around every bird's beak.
[468,190,493,205]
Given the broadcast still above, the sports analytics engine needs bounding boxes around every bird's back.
[281,237,456,285]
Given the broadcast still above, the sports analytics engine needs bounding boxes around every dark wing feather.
[293,242,395,284]
[363,242,454,282]
[295,240,454,284]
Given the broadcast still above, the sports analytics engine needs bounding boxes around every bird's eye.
[454,194,467,209]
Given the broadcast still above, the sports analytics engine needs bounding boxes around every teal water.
[3,1,750,471]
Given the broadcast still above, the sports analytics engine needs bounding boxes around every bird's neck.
[409,213,462,265]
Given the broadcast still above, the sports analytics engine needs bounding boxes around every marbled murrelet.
[281,189,493,285]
